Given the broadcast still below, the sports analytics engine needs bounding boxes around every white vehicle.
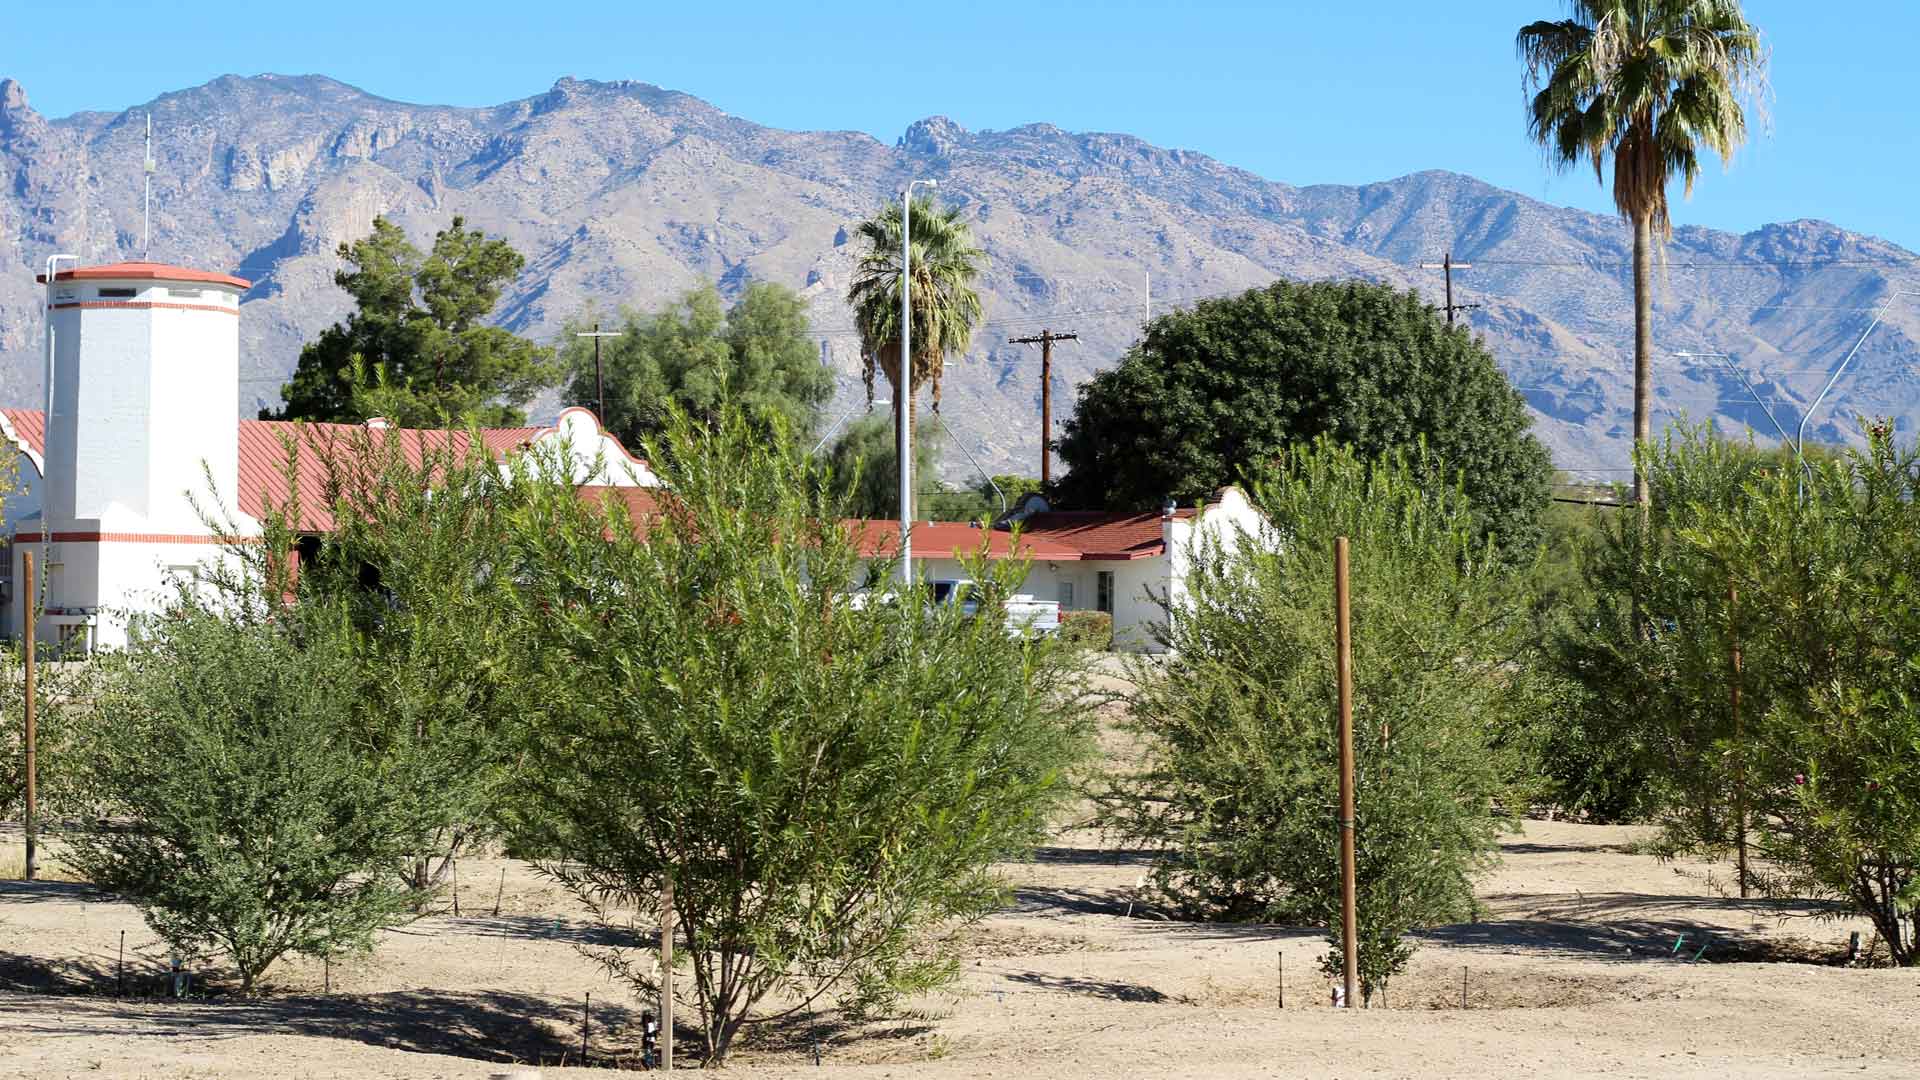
[930,578,1061,639]
[845,578,1061,639]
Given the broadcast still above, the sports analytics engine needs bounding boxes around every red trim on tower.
[36,261,251,290]
[50,301,240,316]
[48,532,226,545]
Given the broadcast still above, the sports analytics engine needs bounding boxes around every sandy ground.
[3,666,1915,1078]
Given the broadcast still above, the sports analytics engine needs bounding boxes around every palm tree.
[1519,1,1766,508]
[846,196,985,519]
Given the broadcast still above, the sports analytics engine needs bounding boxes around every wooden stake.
[22,552,37,881]
[1277,950,1283,1010]
[661,876,674,1072]
[1729,583,1748,899]
[1333,537,1358,1009]
[582,991,591,1062]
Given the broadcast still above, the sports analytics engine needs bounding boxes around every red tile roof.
[851,509,1189,562]
[0,408,45,464]
[2,410,577,533]
[36,261,251,290]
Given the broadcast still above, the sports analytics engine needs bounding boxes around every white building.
[3,260,656,651]
[3,259,1270,654]
[853,487,1272,651]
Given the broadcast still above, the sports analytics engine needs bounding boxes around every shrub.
[64,602,447,993]
[507,408,1095,1062]
[1105,439,1536,1003]
[1057,610,1113,651]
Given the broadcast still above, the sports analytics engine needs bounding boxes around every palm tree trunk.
[1632,210,1654,509]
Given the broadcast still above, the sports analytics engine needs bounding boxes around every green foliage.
[62,602,443,993]
[505,407,1093,1062]
[846,196,984,419]
[1055,611,1113,652]
[560,282,832,449]
[1107,440,1533,1002]
[266,216,556,426]
[1553,425,1775,833]
[0,651,116,821]
[1567,422,1920,963]
[260,425,541,893]
[823,412,943,520]
[1054,280,1553,557]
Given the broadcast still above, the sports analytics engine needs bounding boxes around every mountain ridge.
[2,72,1916,480]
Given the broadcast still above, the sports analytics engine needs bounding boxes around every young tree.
[1579,423,1920,962]
[558,282,832,448]
[1054,280,1553,559]
[258,424,544,896]
[1518,0,1768,508]
[1106,440,1534,1003]
[505,407,1092,1062]
[1553,425,1772,840]
[266,216,556,426]
[63,601,445,993]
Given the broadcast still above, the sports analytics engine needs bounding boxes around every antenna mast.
[143,114,154,257]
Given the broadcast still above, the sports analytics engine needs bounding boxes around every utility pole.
[575,323,623,423]
[1008,329,1078,486]
[21,552,36,881]
[1333,537,1358,1008]
[1419,252,1480,326]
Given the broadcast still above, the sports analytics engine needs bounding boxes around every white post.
[898,179,935,586]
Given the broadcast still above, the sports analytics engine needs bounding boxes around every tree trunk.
[1632,210,1654,510]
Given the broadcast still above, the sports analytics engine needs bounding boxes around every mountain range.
[3,72,1917,481]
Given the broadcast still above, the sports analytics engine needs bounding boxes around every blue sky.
[7,1,1915,251]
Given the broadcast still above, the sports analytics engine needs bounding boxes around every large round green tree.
[1054,279,1553,555]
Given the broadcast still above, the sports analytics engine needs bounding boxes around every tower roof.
[35,261,250,290]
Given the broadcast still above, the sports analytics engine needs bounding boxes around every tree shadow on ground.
[1497,842,1639,856]
[446,913,635,946]
[0,879,102,905]
[0,980,628,1066]
[1025,846,1155,868]
[1419,914,1768,961]
[1005,971,1170,1003]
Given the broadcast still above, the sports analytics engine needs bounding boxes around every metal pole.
[898,179,936,586]
[1729,583,1748,899]
[1443,253,1454,325]
[22,551,37,881]
[1333,536,1358,1008]
[660,877,674,1072]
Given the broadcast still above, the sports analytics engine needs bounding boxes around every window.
[97,287,137,299]
[1057,581,1075,609]
[167,287,203,298]
[1096,571,1115,615]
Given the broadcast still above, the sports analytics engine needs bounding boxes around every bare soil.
[3,665,1914,1078]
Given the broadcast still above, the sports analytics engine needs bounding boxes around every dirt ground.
[4,665,1917,1078]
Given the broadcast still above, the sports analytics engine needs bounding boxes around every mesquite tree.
[506,408,1093,1062]
[64,601,445,993]
[1106,440,1536,1002]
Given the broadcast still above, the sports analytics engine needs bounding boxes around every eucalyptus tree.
[1518,0,1767,507]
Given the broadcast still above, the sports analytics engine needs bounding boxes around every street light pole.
[898,178,936,587]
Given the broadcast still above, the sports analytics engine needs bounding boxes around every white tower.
[26,260,251,649]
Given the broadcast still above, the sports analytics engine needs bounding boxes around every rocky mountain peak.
[900,116,968,157]
[0,78,48,141]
